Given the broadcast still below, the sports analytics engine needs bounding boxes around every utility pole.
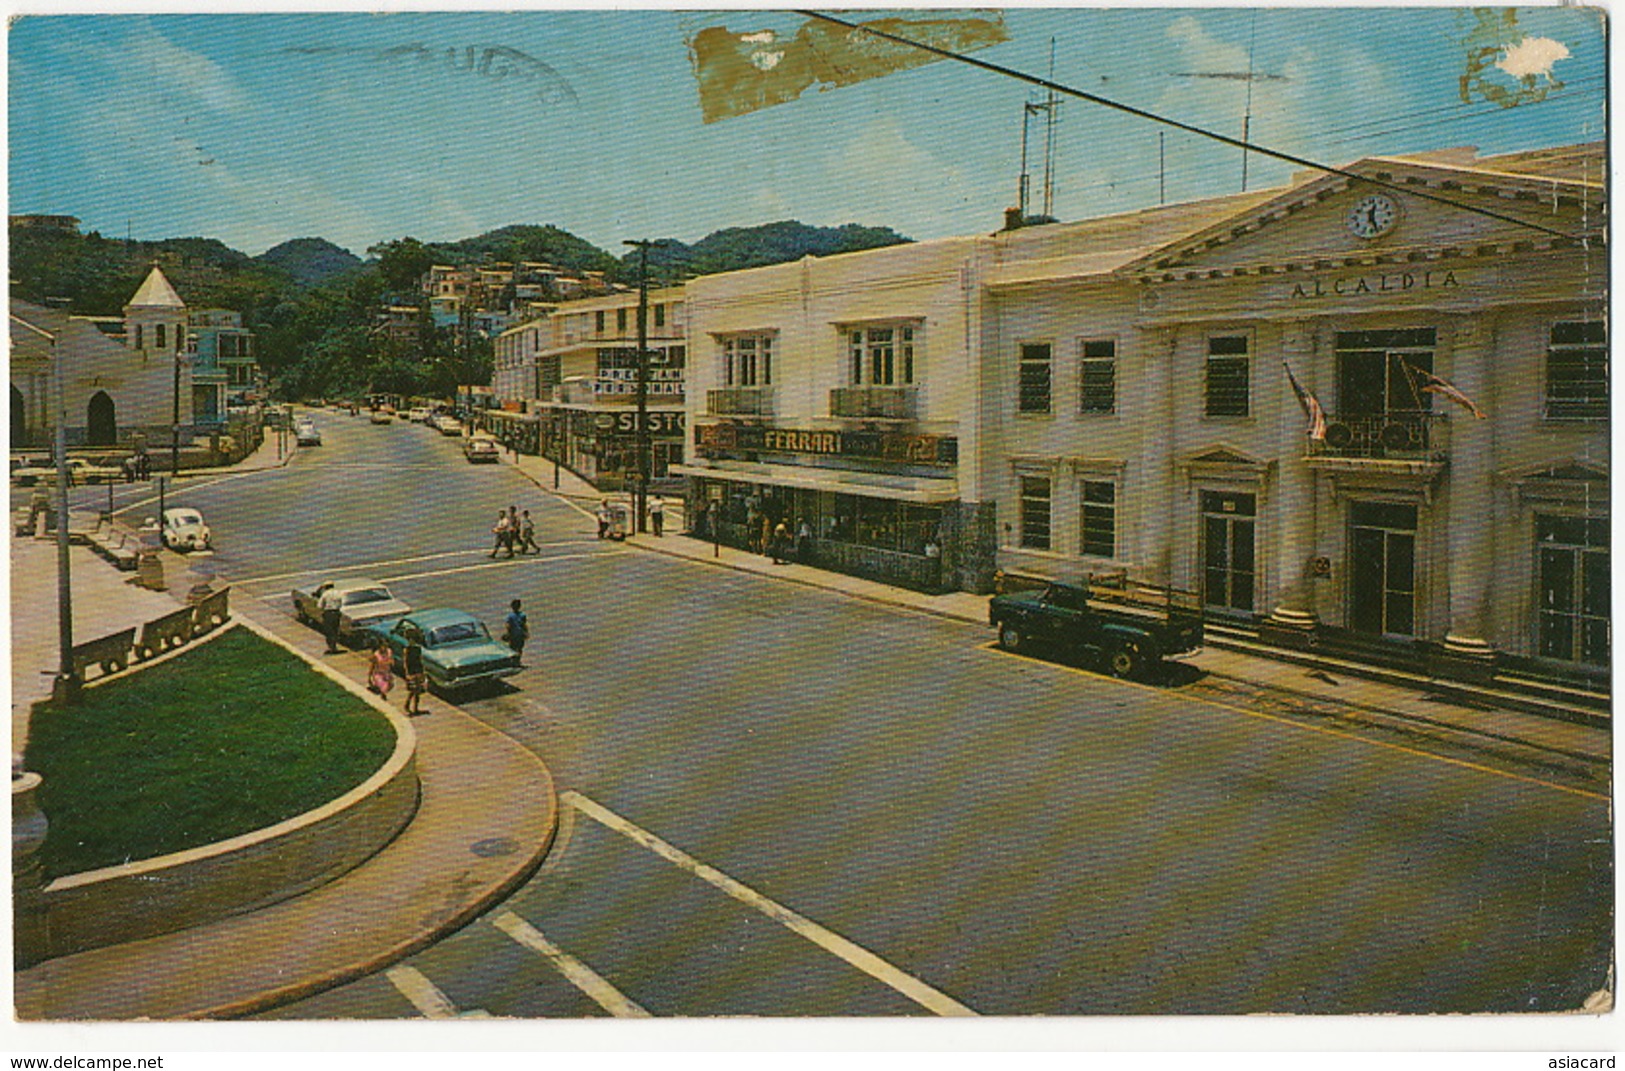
[623,239,653,534]
[12,315,76,704]
[171,337,182,479]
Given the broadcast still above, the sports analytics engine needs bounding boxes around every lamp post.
[170,336,182,479]
[11,315,76,704]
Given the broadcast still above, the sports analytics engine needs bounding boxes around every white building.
[11,266,199,453]
[677,142,1607,680]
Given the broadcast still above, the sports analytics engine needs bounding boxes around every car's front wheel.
[1105,640,1145,680]
[997,623,1024,652]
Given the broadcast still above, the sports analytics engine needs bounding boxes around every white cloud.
[1497,36,1571,81]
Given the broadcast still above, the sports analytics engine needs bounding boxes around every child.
[367,639,395,697]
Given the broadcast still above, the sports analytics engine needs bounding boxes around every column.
[1138,326,1178,589]
[1265,320,1320,643]
[1439,316,1497,676]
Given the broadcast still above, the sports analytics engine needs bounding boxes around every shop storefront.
[681,421,967,592]
[538,405,685,492]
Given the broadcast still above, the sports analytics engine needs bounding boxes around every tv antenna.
[1017,38,1061,222]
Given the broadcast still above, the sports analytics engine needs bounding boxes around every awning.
[671,461,960,504]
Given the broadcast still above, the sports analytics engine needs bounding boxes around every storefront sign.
[1289,269,1460,300]
[696,422,957,466]
[574,410,685,436]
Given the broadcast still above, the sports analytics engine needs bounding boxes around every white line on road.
[230,541,599,586]
[562,791,977,1017]
[385,965,490,1019]
[492,911,652,1018]
[378,549,625,584]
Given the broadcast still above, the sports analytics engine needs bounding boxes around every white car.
[290,578,413,644]
[162,508,212,551]
[295,421,322,446]
[437,417,464,437]
[404,407,430,423]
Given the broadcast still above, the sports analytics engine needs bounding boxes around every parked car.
[294,421,322,446]
[436,417,464,437]
[291,578,412,645]
[11,456,124,486]
[369,409,394,425]
[161,508,213,551]
[368,609,521,694]
[463,437,500,463]
[403,407,430,424]
[987,580,1203,680]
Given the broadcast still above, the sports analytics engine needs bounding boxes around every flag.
[1283,361,1327,440]
[1407,362,1488,419]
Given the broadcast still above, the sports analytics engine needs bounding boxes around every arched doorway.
[87,391,117,446]
[11,384,26,448]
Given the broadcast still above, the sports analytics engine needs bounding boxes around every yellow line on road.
[492,911,651,1018]
[563,790,977,1017]
[982,643,1609,803]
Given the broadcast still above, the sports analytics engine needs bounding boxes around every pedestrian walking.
[761,514,775,559]
[490,510,513,558]
[367,639,395,697]
[517,509,539,554]
[318,583,345,653]
[650,495,666,537]
[597,499,614,540]
[796,519,813,563]
[402,637,427,714]
[770,520,791,564]
[505,505,520,555]
[503,599,530,664]
[745,505,761,553]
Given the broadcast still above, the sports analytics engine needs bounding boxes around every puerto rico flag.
[1409,363,1488,419]
[1283,361,1327,440]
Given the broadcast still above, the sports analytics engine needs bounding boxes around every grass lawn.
[26,626,398,880]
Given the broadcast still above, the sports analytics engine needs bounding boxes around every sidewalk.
[12,517,558,1020]
[508,453,1610,768]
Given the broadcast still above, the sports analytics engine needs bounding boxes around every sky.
[7,6,1608,258]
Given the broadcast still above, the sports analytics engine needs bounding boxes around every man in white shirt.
[318,584,345,653]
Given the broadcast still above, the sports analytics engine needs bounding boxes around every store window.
[1546,321,1607,420]
[1020,476,1052,549]
[847,325,917,386]
[1080,339,1116,414]
[1019,343,1052,413]
[1205,335,1250,417]
[1081,480,1116,557]
[721,334,774,387]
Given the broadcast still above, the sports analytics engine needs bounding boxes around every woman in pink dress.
[367,639,394,697]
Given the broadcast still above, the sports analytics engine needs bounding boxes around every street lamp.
[10,314,76,704]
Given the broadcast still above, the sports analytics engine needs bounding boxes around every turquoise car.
[368,609,520,694]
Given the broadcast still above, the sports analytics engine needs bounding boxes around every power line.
[794,10,1590,241]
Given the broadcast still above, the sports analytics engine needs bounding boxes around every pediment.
[1179,445,1274,489]
[1121,159,1603,281]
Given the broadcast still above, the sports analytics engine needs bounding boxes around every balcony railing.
[829,386,917,420]
[1310,412,1449,460]
[708,387,775,416]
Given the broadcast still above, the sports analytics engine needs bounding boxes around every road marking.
[385,965,491,1019]
[230,541,598,586]
[379,549,625,584]
[492,911,651,1018]
[562,790,977,1017]
[981,643,1609,803]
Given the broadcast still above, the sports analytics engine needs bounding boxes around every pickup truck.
[988,580,1202,680]
[291,577,412,645]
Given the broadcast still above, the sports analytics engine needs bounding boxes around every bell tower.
[123,264,187,355]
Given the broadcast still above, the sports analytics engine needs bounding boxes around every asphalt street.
[89,411,1609,1018]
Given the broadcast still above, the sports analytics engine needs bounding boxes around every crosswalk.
[378,791,976,1020]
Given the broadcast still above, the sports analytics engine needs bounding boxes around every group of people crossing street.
[490,505,540,558]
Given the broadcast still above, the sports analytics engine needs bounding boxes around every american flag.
[1282,361,1327,440]
[1408,362,1488,419]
